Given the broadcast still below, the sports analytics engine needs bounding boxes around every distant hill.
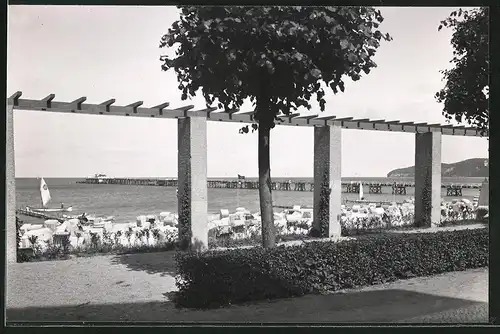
[387,158,489,177]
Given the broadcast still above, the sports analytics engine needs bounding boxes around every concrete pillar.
[313,124,342,238]
[478,178,489,207]
[414,131,442,227]
[177,116,208,251]
[6,104,16,263]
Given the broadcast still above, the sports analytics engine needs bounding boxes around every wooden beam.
[8,91,22,106]
[42,94,56,108]
[235,110,255,116]
[286,113,301,123]
[192,107,217,118]
[152,102,170,115]
[8,94,485,137]
[226,108,240,120]
[310,115,337,126]
[126,101,144,113]
[70,97,87,111]
[369,119,386,129]
[298,114,320,124]
[335,117,354,122]
[99,99,116,113]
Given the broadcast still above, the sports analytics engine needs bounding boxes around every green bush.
[175,228,488,309]
[476,207,489,222]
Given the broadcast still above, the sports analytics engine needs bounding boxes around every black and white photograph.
[6,5,489,324]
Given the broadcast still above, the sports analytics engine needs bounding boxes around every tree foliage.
[160,6,392,130]
[436,7,489,135]
[160,6,392,248]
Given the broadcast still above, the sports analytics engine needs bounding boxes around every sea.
[16,177,484,225]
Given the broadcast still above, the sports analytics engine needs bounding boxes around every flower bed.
[175,228,489,309]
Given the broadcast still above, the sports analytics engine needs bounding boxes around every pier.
[77,177,481,195]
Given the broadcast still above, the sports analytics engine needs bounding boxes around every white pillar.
[6,104,16,263]
[313,124,342,238]
[177,116,208,251]
[414,131,442,227]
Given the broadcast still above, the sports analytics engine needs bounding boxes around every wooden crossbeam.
[195,107,218,118]
[369,119,386,129]
[42,94,56,108]
[310,115,337,126]
[235,110,255,116]
[287,113,301,122]
[8,92,484,137]
[70,97,87,111]
[298,114,320,124]
[8,91,22,106]
[225,108,240,120]
[126,101,144,113]
[152,102,170,115]
[350,118,370,128]
[99,99,115,113]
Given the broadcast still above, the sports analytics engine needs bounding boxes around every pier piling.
[76,177,480,195]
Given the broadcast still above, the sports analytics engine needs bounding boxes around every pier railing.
[77,177,481,194]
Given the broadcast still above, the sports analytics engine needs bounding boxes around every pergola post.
[414,131,442,227]
[313,124,342,238]
[177,116,208,251]
[6,104,17,263]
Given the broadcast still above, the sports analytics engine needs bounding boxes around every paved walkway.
[6,250,488,324]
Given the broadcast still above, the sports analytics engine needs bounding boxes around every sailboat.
[26,178,73,213]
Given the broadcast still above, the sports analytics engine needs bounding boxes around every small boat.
[26,177,74,213]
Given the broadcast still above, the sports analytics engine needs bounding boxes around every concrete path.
[6,250,488,324]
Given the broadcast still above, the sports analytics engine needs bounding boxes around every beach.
[16,177,482,225]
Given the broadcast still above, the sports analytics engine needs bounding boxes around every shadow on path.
[7,288,488,324]
[109,250,178,277]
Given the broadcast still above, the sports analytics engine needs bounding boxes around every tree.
[160,6,392,248]
[436,7,489,135]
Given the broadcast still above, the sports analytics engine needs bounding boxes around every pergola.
[6,92,484,263]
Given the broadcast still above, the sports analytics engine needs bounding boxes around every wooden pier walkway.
[16,209,66,223]
[77,178,481,196]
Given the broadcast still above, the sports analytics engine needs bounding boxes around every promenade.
[7,250,488,323]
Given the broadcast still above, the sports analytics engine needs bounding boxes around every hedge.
[175,228,488,309]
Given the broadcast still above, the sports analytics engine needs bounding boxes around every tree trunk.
[258,124,276,248]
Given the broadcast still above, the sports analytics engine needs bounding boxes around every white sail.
[40,177,52,207]
[359,181,364,200]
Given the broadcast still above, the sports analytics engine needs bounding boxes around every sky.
[7,6,489,178]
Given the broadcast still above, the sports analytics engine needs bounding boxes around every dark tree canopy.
[436,7,489,135]
[160,6,392,130]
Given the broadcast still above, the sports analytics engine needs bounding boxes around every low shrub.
[476,207,489,222]
[175,228,488,309]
